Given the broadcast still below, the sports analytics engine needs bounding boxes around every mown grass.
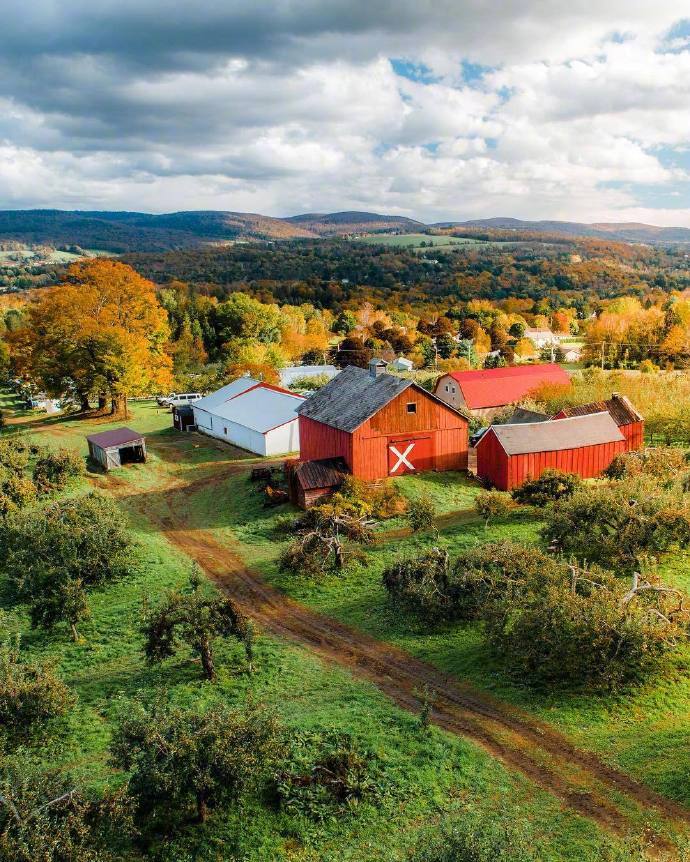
[1,396,632,861]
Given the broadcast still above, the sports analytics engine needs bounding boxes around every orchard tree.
[142,576,249,681]
[110,701,280,827]
[32,448,84,494]
[280,501,373,576]
[408,494,437,533]
[511,468,581,507]
[474,490,515,528]
[9,260,172,416]
[0,640,75,740]
[542,477,690,574]
[1,494,134,640]
[0,754,130,862]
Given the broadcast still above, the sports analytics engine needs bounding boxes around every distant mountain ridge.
[0,208,688,252]
[437,217,690,244]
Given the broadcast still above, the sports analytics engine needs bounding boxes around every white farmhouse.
[523,328,560,348]
[192,378,304,456]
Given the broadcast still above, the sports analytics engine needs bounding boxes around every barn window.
[406,402,417,414]
[224,427,228,435]
[445,384,449,392]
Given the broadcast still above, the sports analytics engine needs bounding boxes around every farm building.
[434,363,571,419]
[392,356,414,372]
[476,412,626,491]
[523,328,560,348]
[296,359,469,482]
[552,393,644,450]
[172,404,196,432]
[279,365,339,388]
[87,427,146,471]
[192,378,305,456]
[285,457,349,509]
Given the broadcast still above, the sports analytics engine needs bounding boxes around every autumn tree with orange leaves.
[10,260,172,417]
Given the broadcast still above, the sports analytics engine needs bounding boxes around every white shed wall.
[192,406,300,456]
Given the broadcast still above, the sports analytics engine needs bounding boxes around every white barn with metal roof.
[192,379,305,456]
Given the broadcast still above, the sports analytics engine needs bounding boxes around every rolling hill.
[1,209,689,253]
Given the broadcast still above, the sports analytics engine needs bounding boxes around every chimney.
[369,358,386,379]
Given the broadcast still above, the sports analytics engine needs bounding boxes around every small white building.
[192,378,304,456]
[523,328,560,348]
[564,347,582,362]
[391,356,413,372]
[279,365,339,388]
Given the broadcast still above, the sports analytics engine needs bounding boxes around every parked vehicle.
[157,392,203,408]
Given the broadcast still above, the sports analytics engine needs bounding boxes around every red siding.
[299,387,468,482]
[476,429,626,491]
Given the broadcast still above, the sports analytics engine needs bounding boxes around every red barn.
[476,412,626,491]
[552,393,644,450]
[296,360,469,483]
[435,364,571,420]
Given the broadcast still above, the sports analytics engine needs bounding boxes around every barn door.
[387,437,431,475]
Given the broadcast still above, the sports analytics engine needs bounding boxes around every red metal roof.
[445,364,571,409]
[86,427,144,449]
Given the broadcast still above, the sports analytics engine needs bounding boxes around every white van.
[157,392,203,408]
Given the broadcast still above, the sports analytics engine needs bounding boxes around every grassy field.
[2,395,690,860]
[356,233,486,250]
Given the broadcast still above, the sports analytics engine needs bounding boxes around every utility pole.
[600,341,605,370]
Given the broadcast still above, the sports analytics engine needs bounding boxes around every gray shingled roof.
[488,412,624,456]
[297,365,414,433]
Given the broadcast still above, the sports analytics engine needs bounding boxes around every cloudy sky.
[1,1,690,224]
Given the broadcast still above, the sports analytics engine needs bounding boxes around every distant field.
[356,233,486,249]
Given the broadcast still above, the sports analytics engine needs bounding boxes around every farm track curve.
[101,455,690,852]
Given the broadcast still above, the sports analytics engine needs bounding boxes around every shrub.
[542,476,690,575]
[274,731,388,822]
[484,564,689,690]
[382,548,453,622]
[474,490,514,528]
[110,700,280,830]
[0,641,75,741]
[604,447,688,482]
[0,753,131,862]
[0,469,36,518]
[407,493,437,533]
[338,475,406,520]
[511,468,581,507]
[32,448,84,494]
[409,812,533,862]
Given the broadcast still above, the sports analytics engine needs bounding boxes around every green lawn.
[3,396,689,860]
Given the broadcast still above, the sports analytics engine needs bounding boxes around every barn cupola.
[369,358,387,378]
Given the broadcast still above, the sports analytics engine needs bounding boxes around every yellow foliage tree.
[12,260,172,416]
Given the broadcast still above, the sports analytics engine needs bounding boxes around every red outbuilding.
[296,360,469,484]
[552,393,644,450]
[476,412,626,491]
[434,363,571,419]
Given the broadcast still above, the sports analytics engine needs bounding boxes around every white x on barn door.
[389,442,415,473]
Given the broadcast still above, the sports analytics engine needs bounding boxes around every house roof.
[483,412,624,456]
[86,427,144,449]
[554,394,643,426]
[279,365,338,386]
[196,383,305,434]
[293,457,349,491]
[443,364,571,409]
[193,377,257,412]
[297,365,414,432]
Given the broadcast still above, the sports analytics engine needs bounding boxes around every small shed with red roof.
[434,364,571,419]
[87,427,146,471]
[552,393,644,450]
[476,412,626,491]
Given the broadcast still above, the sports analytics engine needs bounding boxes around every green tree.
[0,640,75,741]
[142,576,249,681]
[511,468,581,507]
[0,754,130,862]
[474,490,515,528]
[542,477,690,574]
[32,448,84,495]
[408,494,437,533]
[110,701,280,827]
[333,310,357,335]
[214,292,281,347]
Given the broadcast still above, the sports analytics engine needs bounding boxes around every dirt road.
[104,459,690,849]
